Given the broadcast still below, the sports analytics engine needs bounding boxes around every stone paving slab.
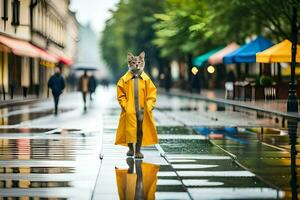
[93,129,190,199]
[0,87,296,199]
[92,103,190,200]
[164,89,300,120]
[188,187,284,200]
[163,110,279,127]
[0,96,39,108]
[159,126,285,200]
[0,129,101,200]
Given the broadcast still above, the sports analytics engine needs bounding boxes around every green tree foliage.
[100,0,164,77]
[152,0,210,58]
[236,0,300,40]
[100,0,299,79]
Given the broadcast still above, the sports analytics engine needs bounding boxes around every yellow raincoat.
[115,162,159,200]
[115,71,158,146]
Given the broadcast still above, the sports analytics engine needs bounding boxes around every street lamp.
[287,1,299,112]
[191,66,198,75]
[207,65,215,74]
[287,119,298,200]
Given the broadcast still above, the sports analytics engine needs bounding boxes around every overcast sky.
[70,0,120,34]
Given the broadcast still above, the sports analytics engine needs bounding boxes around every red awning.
[0,35,58,63]
[0,35,40,57]
[34,47,58,63]
[48,49,73,66]
[208,43,240,65]
[59,55,73,66]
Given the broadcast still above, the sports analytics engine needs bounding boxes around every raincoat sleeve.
[117,79,127,111]
[146,79,156,111]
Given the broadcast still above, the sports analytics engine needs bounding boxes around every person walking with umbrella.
[78,70,89,111]
[48,67,65,115]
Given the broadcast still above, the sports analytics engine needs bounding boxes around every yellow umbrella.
[281,64,300,76]
[256,39,300,63]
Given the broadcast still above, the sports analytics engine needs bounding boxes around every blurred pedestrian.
[88,74,97,100]
[48,67,65,115]
[191,72,201,94]
[78,70,89,111]
[66,72,76,92]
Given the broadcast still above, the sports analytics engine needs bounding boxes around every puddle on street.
[0,167,74,174]
[0,93,299,199]
[157,95,291,129]
[157,126,195,135]
[0,104,37,113]
[157,95,299,199]
[191,125,299,199]
[115,159,160,199]
[0,128,53,134]
[110,155,190,200]
[160,136,284,199]
[0,180,71,188]
[157,119,299,199]
[0,108,73,125]
[0,128,100,199]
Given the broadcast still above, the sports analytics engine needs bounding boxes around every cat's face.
[128,52,145,73]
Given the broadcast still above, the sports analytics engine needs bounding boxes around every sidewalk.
[93,92,285,199]
[0,95,41,108]
[200,89,288,113]
[0,92,77,109]
[162,88,300,119]
[92,95,191,200]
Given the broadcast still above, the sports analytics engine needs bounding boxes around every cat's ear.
[127,52,134,60]
[139,51,145,60]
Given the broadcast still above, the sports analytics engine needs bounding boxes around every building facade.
[0,0,79,100]
[0,0,31,99]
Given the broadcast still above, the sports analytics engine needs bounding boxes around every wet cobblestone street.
[0,87,299,199]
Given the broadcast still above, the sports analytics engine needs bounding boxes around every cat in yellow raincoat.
[115,52,158,158]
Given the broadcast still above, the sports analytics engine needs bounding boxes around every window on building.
[11,0,20,26]
[30,0,37,7]
[2,0,8,21]
[36,2,41,31]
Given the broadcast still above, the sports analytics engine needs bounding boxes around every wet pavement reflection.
[155,94,300,199]
[0,127,100,199]
[0,88,300,199]
[159,128,284,199]
[115,158,159,200]
[0,108,72,125]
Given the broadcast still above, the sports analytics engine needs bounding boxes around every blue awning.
[223,36,273,64]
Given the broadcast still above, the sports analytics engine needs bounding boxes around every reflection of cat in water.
[115,158,159,200]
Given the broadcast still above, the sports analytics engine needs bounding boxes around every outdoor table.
[234,81,251,101]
